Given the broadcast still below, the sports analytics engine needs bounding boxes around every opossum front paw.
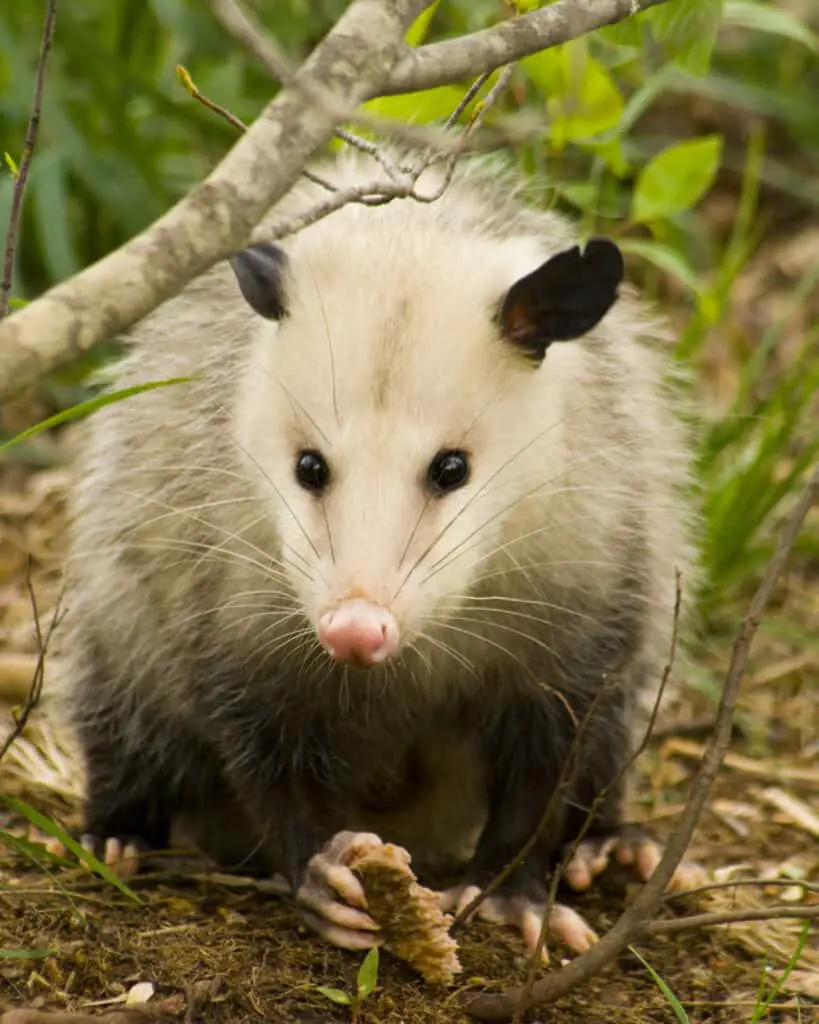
[563,826,705,892]
[26,827,143,878]
[297,830,383,951]
[439,884,597,961]
[80,834,144,878]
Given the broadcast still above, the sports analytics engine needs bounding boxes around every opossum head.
[229,221,623,669]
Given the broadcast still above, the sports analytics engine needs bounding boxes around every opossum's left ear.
[229,243,289,320]
[497,238,624,363]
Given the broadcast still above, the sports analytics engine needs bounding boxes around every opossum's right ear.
[229,243,289,320]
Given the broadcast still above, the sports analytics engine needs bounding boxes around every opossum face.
[230,231,622,669]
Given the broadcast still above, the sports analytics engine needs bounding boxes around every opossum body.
[57,151,696,959]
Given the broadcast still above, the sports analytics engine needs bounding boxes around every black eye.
[295,450,330,492]
[427,449,470,495]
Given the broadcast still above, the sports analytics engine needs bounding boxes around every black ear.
[229,243,289,320]
[497,238,624,363]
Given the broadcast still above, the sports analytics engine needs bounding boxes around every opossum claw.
[299,909,384,951]
[296,831,383,950]
[563,828,706,892]
[80,834,142,878]
[439,884,597,961]
[26,826,69,860]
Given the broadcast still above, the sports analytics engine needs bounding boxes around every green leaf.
[315,987,352,1006]
[723,1,819,51]
[3,151,19,178]
[0,948,56,960]
[3,797,142,902]
[641,0,723,76]
[363,86,467,125]
[600,18,642,48]
[356,947,380,1000]
[633,135,723,223]
[8,297,28,309]
[405,0,440,47]
[630,947,690,1024]
[0,378,192,453]
[523,43,624,144]
[581,138,629,177]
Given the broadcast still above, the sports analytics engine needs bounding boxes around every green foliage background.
[1,0,818,627]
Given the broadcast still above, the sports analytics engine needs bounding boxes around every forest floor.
[0,205,818,1023]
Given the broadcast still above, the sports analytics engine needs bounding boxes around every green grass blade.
[0,830,87,924]
[3,797,141,903]
[0,829,73,867]
[630,947,690,1023]
[751,921,811,1024]
[0,378,192,453]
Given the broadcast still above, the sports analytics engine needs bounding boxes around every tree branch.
[0,0,680,401]
[0,0,57,321]
[0,0,430,400]
[382,0,674,96]
[463,462,819,1020]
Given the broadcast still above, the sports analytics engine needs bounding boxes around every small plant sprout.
[316,947,380,1022]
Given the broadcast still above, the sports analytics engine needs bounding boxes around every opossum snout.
[318,599,400,667]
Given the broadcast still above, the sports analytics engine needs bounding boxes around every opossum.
[56,150,696,959]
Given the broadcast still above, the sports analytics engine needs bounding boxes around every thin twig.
[176,64,337,193]
[464,463,819,1020]
[176,65,248,133]
[0,564,63,763]
[514,570,683,1017]
[452,655,624,932]
[0,0,57,320]
[646,905,819,934]
[452,572,675,937]
[444,72,495,129]
[663,877,819,900]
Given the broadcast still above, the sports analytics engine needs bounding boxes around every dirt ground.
[1,208,818,1022]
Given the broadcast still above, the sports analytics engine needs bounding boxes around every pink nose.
[318,599,400,666]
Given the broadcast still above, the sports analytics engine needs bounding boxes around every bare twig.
[514,570,683,1015]
[176,64,247,133]
[463,463,819,1020]
[646,905,819,934]
[663,877,819,900]
[0,0,57,321]
[175,65,340,195]
[452,659,620,931]
[0,564,63,764]
[451,573,681,946]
